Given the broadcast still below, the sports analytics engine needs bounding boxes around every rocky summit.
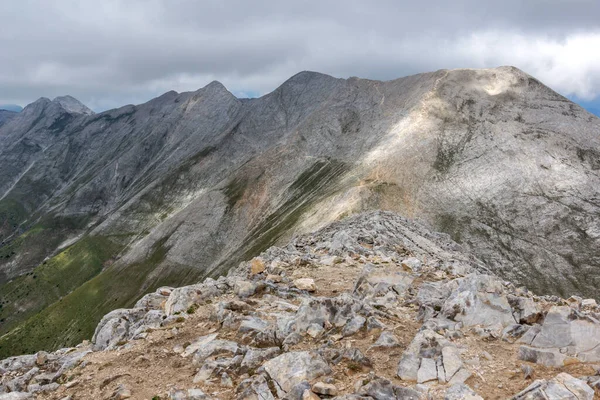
[0,66,599,359]
[0,211,599,399]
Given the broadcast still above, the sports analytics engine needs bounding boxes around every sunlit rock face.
[0,66,599,356]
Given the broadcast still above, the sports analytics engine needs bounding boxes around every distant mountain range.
[0,67,599,358]
[0,104,23,112]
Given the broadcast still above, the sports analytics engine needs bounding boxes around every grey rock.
[236,374,276,400]
[521,364,535,380]
[397,354,420,381]
[169,388,209,400]
[240,347,281,372]
[6,367,39,392]
[512,373,594,400]
[356,377,422,400]
[417,358,437,383]
[527,306,600,364]
[366,317,385,331]
[182,333,241,365]
[91,308,147,350]
[133,292,167,310]
[306,323,325,338]
[342,315,366,337]
[0,394,33,400]
[234,280,258,298]
[442,346,463,380]
[502,324,531,343]
[239,316,270,335]
[263,351,331,393]
[518,346,566,367]
[312,382,339,396]
[26,382,60,393]
[401,258,422,272]
[448,368,472,385]
[372,331,399,348]
[287,381,311,400]
[441,274,516,328]
[445,384,483,400]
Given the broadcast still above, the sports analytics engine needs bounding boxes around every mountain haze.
[0,66,599,357]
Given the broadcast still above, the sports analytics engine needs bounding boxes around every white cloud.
[0,1,599,110]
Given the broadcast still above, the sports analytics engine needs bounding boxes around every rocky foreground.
[1,211,600,399]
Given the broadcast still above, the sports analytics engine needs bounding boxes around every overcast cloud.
[1,0,600,111]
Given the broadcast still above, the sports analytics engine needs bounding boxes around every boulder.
[441,274,516,328]
[444,384,482,400]
[0,394,33,400]
[511,373,594,400]
[356,377,422,400]
[372,331,399,348]
[92,308,147,350]
[236,374,276,400]
[263,351,331,392]
[240,347,281,372]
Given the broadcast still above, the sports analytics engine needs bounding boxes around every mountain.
[0,104,23,113]
[0,110,17,127]
[1,66,600,358]
[1,211,599,399]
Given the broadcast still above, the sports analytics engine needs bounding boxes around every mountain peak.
[52,95,94,115]
[283,70,337,86]
[198,80,234,97]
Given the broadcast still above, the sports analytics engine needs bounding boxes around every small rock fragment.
[302,390,321,400]
[294,278,317,292]
[521,364,534,379]
[372,331,399,347]
[250,258,266,274]
[312,381,338,396]
[111,384,132,400]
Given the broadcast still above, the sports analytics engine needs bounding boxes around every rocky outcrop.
[1,212,598,399]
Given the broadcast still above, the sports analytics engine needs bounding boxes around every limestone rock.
[312,382,338,396]
[263,351,331,392]
[372,331,399,348]
[512,373,594,400]
[444,384,483,400]
[417,358,438,383]
[0,394,33,400]
[294,278,317,292]
[442,346,463,380]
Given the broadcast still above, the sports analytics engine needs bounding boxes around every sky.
[1,0,600,115]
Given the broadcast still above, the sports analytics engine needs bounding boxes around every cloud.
[1,0,599,110]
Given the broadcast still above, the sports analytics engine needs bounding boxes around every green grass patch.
[0,235,123,338]
[213,159,347,276]
[0,198,28,238]
[0,235,199,357]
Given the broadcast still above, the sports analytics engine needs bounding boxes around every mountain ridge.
[0,66,599,358]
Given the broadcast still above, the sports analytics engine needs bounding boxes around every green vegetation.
[0,214,91,274]
[186,304,198,314]
[0,198,27,236]
[223,177,248,209]
[243,159,346,258]
[215,159,347,276]
[0,235,123,337]
[0,235,200,357]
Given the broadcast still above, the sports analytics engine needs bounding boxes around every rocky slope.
[1,67,600,357]
[0,110,16,127]
[1,211,599,399]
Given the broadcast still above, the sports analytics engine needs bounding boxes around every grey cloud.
[1,0,599,110]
